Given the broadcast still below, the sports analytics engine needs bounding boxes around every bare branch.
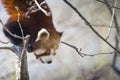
[61,41,84,57]
[25,0,50,18]
[61,41,114,57]
[63,0,120,54]
[97,0,119,33]
[25,2,38,18]
[106,0,118,40]
[0,19,24,40]
[15,6,30,80]
[97,0,120,72]
[96,0,105,3]
[0,40,9,44]
[0,4,30,80]
[82,52,114,57]
[96,0,120,10]
[15,6,26,56]
[0,46,16,53]
[33,0,50,16]
[111,6,120,10]
[91,24,118,28]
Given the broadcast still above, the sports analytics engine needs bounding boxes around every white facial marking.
[35,48,57,63]
[50,49,55,55]
[39,55,54,63]
[34,49,46,55]
[35,28,50,42]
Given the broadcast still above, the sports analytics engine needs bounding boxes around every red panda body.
[2,0,62,63]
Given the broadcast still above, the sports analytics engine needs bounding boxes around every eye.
[35,28,50,41]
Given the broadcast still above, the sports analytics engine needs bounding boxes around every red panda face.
[32,28,62,63]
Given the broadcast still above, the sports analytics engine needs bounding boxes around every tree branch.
[34,0,50,16]
[105,0,118,40]
[0,46,16,53]
[0,40,9,44]
[97,0,120,73]
[63,0,120,54]
[0,19,28,40]
[111,6,120,10]
[20,35,30,80]
[61,41,84,57]
[61,41,114,57]
[0,6,30,80]
[15,6,30,80]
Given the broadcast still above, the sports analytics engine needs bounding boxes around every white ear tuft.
[36,28,50,41]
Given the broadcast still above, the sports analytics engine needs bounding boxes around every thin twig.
[106,0,118,40]
[82,52,114,57]
[96,0,105,4]
[97,0,120,70]
[111,6,120,10]
[61,41,114,57]
[61,41,84,57]
[100,0,120,73]
[96,0,120,10]
[34,0,50,16]
[0,40,9,44]
[25,3,37,18]
[91,24,116,28]
[25,0,49,18]
[97,0,119,33]
[0,19,24,40]
[0,47,16,53]
[25,1,46,17]
[63,0,120,54]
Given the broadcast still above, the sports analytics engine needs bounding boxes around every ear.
[35,28,50,41]
[59,32,63,36]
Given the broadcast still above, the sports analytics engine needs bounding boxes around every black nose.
[47,60,52,64]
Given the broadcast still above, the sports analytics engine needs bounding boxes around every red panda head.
[2,0,62,63]
[31,28,62,63]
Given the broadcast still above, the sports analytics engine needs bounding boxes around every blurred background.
[0,0,120,80]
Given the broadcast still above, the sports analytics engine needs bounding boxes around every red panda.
[2,0,62,63]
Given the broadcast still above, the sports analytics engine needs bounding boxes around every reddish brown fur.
[2,0,62,58]
[2,0,28,21]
